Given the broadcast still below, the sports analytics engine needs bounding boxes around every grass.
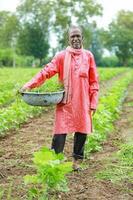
[96,143,133,193]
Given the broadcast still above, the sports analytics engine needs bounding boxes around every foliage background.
[0,0,133,67]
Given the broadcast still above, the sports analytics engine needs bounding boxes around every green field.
[0,67,133,199]
[0,67,127,135]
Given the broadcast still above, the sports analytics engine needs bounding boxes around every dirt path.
[0,108,53,198]
[59,81,133,200]
[0,72,132,199]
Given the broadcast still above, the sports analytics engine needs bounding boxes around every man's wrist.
[90,108,96,111]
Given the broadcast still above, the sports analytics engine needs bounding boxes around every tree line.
[0,0,133,67]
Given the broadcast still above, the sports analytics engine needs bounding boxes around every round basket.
[20,91,65,106]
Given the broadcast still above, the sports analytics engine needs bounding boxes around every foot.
[72,159,83,171]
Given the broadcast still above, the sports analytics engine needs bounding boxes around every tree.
[89,23,104,65]
[0,11,19,67]
[17,21,49,65]
[0,11,19,48]
[16,0,52,64]
[52,0,103,49]
[106,10,133,66]
[16,0,103,53]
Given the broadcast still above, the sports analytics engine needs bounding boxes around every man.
[21,25,99,171]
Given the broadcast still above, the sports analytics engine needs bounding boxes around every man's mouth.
[73,42,80,45]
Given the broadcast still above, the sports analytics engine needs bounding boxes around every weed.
[96,143,133,189]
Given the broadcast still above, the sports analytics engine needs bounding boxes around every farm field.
[0,67,133,199]
[0,67,128,135]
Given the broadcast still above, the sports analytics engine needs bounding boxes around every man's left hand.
[90,109,96,117]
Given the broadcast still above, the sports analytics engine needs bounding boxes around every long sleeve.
[23,54,60,90]
[89,53,99,110]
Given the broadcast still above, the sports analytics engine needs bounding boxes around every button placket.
[74,56,80,71]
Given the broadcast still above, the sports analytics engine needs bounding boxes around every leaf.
[24,175,38,184]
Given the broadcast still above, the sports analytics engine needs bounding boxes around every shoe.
[72,159,82,171]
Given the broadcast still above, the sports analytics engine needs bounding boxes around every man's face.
[69,28,83,49]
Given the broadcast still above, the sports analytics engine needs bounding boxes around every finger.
[19,88,27,93]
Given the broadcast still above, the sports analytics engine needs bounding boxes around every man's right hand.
[19,87,31,93]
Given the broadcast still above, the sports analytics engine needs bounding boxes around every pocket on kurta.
[79,66,89,78]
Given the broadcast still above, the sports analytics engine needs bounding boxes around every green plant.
[0,181,13,200]
[96,144,133,186]
[24,147,72,200]
[0,187,4,200]
[85,70,133,156]
[117,144,133,166]
[0,67,130,136]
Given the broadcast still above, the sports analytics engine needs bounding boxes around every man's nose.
[73,36,78,40]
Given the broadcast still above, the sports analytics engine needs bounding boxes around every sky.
[97,0,133,28]
[0,0,133,28]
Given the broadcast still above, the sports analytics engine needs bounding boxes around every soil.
[0,74,133,200]
[58,82,133,200]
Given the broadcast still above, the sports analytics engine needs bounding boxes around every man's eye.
[71,35,81,38]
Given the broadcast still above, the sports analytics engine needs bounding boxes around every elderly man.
[21,25,99,171]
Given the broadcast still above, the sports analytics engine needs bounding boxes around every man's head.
[68,25,83,49]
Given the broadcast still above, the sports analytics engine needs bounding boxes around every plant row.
[0,147,72,200]
[98,67,127,82]
[0,67,127,107]
[0,67,130,136]
[96,143,133,187]
[85,70,133,155]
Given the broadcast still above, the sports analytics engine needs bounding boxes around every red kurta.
[23,49,99,134]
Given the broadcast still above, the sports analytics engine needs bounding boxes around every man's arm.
[89,52,99,114]
[21,54,60,91]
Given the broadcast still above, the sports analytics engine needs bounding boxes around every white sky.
[96,0,133,28]
[0,0,133,28]
[0,0,20,12]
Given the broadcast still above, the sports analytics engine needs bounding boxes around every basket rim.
[20,90,65,95]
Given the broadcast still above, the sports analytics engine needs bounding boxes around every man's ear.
[82,36,84,47]
[68,37,70,45]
